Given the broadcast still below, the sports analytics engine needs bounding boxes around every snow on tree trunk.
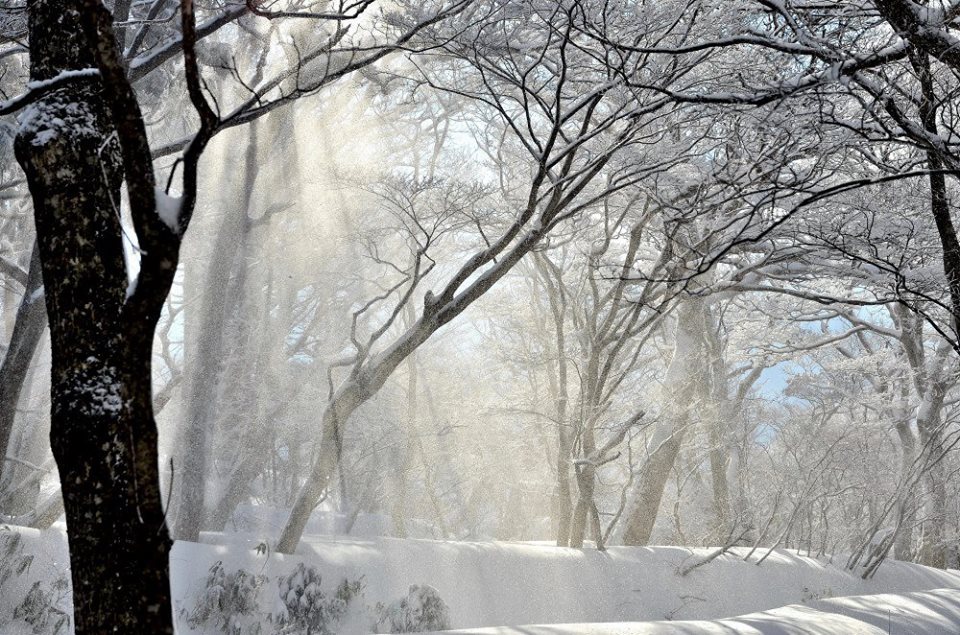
[14,2,174,631]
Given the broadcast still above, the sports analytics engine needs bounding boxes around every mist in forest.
[3,0,960,632]
[110,76,960,562]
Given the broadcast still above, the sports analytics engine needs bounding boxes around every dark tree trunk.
[912,49,955,569]
[14,2,176,630]
[910,50,960,343]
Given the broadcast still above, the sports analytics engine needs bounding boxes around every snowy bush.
[13,579,71,635]
[375,584,451,633]
[182,561,269,634]
[276,562,364,635]
[0,527,71,635]
[179,557,449,634]
[801,586,835,603]
[0,528,33,592]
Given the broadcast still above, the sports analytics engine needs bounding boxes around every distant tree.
[274,0,716,553]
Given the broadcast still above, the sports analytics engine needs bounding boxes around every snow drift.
[4,525,960,633]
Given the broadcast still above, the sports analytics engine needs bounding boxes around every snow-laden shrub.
[13,579,71,635]
[0,527,71,635]
[183,561,269,634]
[375,585,451,633]
[180,558,447,634]
[0,528,33,591]
[276,562,364,635]
[801,586,835,603]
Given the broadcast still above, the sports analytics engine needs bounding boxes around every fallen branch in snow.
[678,527,751,577]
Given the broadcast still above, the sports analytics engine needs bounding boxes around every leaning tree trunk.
[0,340,46,516]
[14,2,177,631]
[276,385,364,552]
[0,243,46,501]
[621,297,705,546]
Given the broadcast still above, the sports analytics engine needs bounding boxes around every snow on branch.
[0,68,100,116]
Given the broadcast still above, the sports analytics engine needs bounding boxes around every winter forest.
[6,0,960,633]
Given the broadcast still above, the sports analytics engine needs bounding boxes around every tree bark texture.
[15,2,174,630]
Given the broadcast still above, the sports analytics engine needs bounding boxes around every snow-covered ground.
[182,533,960,627]
[3,523,960,633]
[428,588,960,634]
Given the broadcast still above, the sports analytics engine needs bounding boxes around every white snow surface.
[155,187,183,232]
[425,589,960,634]
[5,524,960,633]
[174,532,960,632]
